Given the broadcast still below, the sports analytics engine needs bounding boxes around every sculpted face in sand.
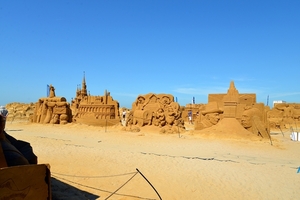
[241,107,263,129]
[195,102,223,130]
[197,112,221,130]
[136,96,146,110]
[241,107,269,138]
[241,110,252,128]
[206,113,221,125]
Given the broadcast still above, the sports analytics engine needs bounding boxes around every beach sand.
[4,121,300,200]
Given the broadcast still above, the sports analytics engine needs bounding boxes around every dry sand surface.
[4,121,300,200]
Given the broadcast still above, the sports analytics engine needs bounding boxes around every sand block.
[0,164,51,200]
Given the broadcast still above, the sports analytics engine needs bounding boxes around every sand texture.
[4,121,300,200]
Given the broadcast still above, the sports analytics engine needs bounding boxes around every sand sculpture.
[32,85,72,125]
[267,103,300,130]
[194,81,270,139]
[4,102,35,122]
[125,93,185,133]
[241,106,270,138]
[71,74,120,126]
[195,102,223,130]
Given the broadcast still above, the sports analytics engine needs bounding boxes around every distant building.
[273,100,286,107]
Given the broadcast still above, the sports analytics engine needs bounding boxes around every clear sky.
[1,0,299,108]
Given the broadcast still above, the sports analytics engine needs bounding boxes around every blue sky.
[1,0,299,108]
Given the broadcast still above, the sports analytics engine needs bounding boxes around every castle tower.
[222,81,239,118]
[81,72,87,97]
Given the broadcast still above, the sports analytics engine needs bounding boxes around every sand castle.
[125,93,185,133]
[71,74,120,126]
[32,85,72,125]
[194,81,270,139]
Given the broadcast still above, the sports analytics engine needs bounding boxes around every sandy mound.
[192,118,266,141]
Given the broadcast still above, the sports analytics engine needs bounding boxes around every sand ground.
[4,120,300,200]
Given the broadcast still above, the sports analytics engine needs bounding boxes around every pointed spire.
[227,81,238,95]
[82,71,86,85]
[81,71,87,96]
[229,81,235,90]
[224,81,239,100]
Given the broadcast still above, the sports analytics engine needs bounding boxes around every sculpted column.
[222,81,239,118]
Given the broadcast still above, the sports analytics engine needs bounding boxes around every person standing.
[122,110,126,121]
[188,110,193,124]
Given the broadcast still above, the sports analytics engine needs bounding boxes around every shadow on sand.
[51,175,157,200]
[51,177,100,200]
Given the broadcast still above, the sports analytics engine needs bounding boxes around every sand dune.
[4,121,300,200]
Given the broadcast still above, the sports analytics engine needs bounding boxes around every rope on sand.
[52,171,137,178]
[104,171,138,200]
[52,171,160,200]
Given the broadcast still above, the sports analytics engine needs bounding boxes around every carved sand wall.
[126,93,185,133]
[194,101,223,130]
[71,74,120,126]
[4,102,35,121]
[32,85,72,125]
[267,103,300,130]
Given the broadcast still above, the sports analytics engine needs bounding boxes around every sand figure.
[125,111,134,126]
[135,96,146,110]
[153,108,166,127]
[43,102,54,124]
[160,96,171,109]
[174,118,185,129]
[49,84,56,98]
[160,105,184,133]
[33,96,71,125]
[241,107,269,138]
[129,93,185,130]
[281,104,293,118]
[165,106,177,126]
[59,114,69,124]
[195,102,223,130]
[197,113,221,130]
[50,114,59,124]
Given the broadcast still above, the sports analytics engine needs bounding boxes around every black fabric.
[0,140,29,166]
[4,131,38,164]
